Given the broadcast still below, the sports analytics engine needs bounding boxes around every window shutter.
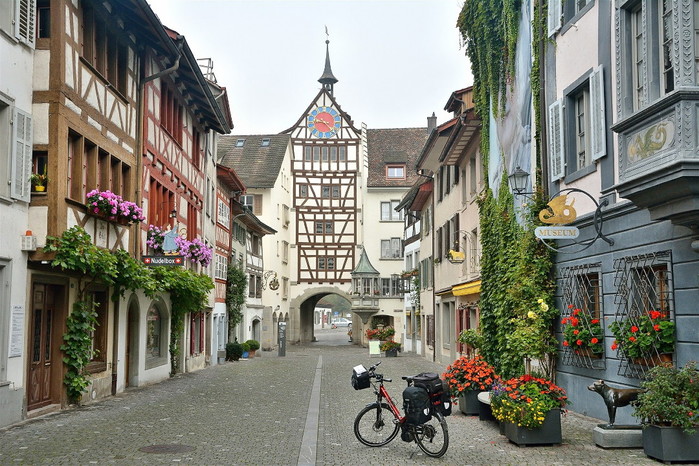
[589,66,607,160]
[547,99,565,181]
[11,108,32,202]
[16,0,36,48]
[547,0,562,37]
[253,194,262,215]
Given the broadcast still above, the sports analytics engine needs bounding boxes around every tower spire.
[318,28,338,95]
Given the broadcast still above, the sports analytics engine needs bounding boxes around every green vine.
[225,264,247,342]
[44,226,214,398]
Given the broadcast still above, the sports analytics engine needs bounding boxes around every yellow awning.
[452,280,481,296]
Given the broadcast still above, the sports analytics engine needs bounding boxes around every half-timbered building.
[19,0,231,418]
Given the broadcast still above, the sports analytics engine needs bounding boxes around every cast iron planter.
[643,425,699,463]
[458,390,481,415]
[502,409,562,446]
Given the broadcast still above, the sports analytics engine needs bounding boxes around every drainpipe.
[112,36,184,392]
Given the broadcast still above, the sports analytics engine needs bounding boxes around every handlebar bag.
[403,386,432,425]
[351,365,370,390]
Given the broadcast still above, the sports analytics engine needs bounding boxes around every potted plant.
[634,362,699,462]
[457,328,484,352]
[561,306,603,357]
[245,339,260,358]
[30,170,49,192]
[226,341,244,361]
[380,340,401,357]
[443,355,498,415]
[490,374,568,445]
[240,341,251,359]
[610,310,675,364]
[85,189,145,224]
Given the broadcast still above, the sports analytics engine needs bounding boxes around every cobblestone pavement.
[0,335,657,465]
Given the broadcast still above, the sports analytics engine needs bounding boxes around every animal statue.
[587,380,645,427]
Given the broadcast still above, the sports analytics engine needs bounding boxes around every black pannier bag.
[413,372,451,417]
[351,365,370,390]
[403,386,432,425]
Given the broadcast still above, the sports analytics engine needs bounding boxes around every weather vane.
[325,25,329,40]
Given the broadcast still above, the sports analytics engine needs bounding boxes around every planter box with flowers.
[86,190,145,225]
[146,224,212,267]
[490,374,568,446]
[610,310,675,365]
[443,355,498,415]
[380,340,401,357]
[561,305,604,358]
[633,362,699,463]
[365,326,395,342]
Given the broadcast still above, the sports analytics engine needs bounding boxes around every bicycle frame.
[375,381,404,422]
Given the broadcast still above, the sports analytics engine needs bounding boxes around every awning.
[452,280,481,296]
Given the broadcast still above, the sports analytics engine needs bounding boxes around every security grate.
[612,251,675,379]
[559,263,605,370]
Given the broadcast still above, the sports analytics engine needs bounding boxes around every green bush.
[226,342,243,361]
[245,339,260,351]
[241,342,251,353]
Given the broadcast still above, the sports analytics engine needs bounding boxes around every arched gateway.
[288,286,353,344]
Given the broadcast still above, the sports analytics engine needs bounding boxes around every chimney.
[427,112,437,133]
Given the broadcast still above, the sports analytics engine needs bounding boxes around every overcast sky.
[146,0,473,135]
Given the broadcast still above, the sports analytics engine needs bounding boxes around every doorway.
[27,283,65,411]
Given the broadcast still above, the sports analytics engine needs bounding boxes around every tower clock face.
[307,106,341,138]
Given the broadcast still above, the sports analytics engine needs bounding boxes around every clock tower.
[282,39,362,287]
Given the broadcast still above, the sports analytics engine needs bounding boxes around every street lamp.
[508,166,531,196]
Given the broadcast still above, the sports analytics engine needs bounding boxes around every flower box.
[643,425,699,463]
[502,409,562,446]
[458,390,481,415]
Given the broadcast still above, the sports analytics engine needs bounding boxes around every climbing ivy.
[225,264,247,342]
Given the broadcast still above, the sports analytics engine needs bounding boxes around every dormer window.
[386,164,406,180]
[236,138,245,147]
[261,138,270,147]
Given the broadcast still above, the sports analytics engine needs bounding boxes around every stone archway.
[289,286,352,344]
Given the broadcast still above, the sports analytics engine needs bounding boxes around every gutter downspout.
[112,36,184,392]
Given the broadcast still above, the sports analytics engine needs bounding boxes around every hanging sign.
[142,255,184,266]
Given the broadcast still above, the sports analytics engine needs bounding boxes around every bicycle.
[352,362,449,458]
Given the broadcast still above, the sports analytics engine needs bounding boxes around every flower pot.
[385,348,398,357]
[643,425,699,463]
[502,409,562,446]
[242,351,249,359]
[458,390,481,415]
[248,349,256,358]
[34,185,45,192]
[633,353,673,366]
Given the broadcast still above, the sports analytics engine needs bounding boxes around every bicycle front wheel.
[353,402,400,447]
[414,412,449,458]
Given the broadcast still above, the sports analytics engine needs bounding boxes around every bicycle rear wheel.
[353,402,400,447]
[414,412,449,458]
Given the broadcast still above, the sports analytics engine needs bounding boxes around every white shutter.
[11,108,33,202]
[15,0,36,48]
[589,65,607,160]
[548,99,565,181]
[547,0,562,37]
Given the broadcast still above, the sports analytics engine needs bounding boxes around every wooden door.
[27,284,59,410]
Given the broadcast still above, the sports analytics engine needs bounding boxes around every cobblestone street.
[0,330,656,465]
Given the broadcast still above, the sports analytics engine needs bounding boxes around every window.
[315,221,333,234]
[261,138,270,147]
[160,82,183,145]
[442,302,453,349]
[380,201,403,221]
[148,179,174,229]
[321,186,330,198]
[618,0,675,116]
[386,164,405,180]
[190,312,204,355]
[82,4,127,94]
[186,202,197,241]
[331,185,340,198]
[146,306,163,359]
[380,238,402,259]
[86,290,108,372]
[282,240,289,263]
[240,194,262,215]
[217,199,230,228]
[548,66,606,181]
[215,253,228,280]
[299,184,308,198]
[236,138,245,147]
[37,0,49,39]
